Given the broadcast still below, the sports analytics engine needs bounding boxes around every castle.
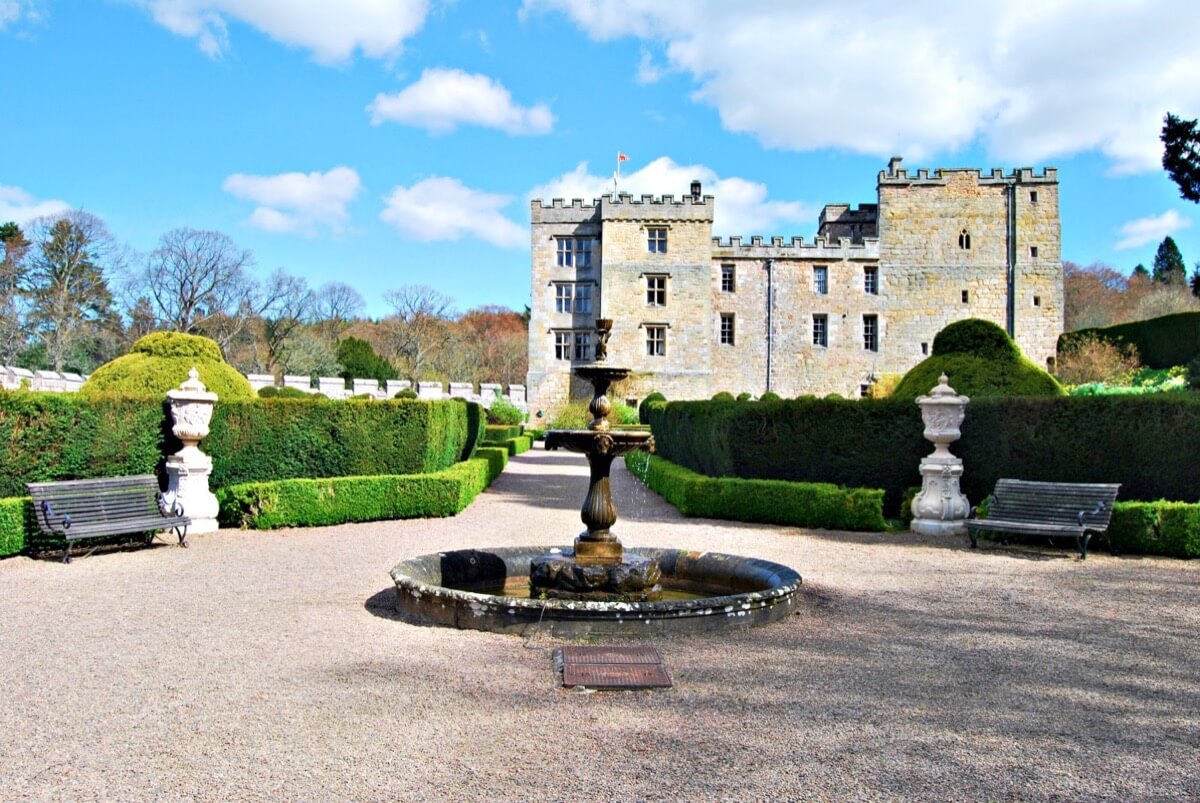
[526,156,1063,413]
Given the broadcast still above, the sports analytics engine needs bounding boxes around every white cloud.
[222,167,362,235]
[529,156,810,237]
[0,185,70,225]
[636,51,663,85]
[1115,210,1192,251]
[526,0,1200,173]
[380,177,525,248]
[133,0,429,63]
[367,68,554,135]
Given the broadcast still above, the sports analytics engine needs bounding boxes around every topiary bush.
[258,386,312,399]
[932,318,1020,360]
[759,391,782,401]
[736,392,753,401]
[712,391,735,401]
[81,332,254,400]
[638,391,666,424]
[487,396,526,425]
[394,389,418,399]
[891,319,1063,401]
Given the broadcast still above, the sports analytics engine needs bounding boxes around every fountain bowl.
[390,546,802,637]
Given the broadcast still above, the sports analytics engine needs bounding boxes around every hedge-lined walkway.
[1,446,1197,801]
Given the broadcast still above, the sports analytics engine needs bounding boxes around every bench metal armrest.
[1078,500,1105,527]
[156,492,185,519]
[41,499,71,530]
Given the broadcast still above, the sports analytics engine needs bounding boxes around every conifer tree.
[1151,236,1186,284]
[1162,112,1200,203]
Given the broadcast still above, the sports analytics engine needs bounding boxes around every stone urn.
[165,367,219,535]
[910,374,970,536]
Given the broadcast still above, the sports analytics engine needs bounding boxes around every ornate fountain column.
[911,374,971,536]
[165,368,219,535]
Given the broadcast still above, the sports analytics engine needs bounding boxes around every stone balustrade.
[1,366,526,409]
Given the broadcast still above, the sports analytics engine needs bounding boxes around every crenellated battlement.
[879,163,1058,186]
[711,234,880,260]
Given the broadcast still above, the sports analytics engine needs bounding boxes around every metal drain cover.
[557,646,672,689]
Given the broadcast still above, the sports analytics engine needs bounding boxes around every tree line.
[0,213,528,385]
[1064,235,1200,332]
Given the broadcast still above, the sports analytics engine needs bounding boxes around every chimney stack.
[690,179,702,200]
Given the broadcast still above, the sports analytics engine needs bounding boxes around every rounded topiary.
[81,331,255,400]
[712,391,735,401]
[891,320,1064,401]
[394,389,418,399]
[638,391,666,424]
[260,385,312,399]
[736,391,753,401]
[932,318,1019,360]
[759,391,782,401]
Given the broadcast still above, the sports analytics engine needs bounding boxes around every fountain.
[390,319,802,636]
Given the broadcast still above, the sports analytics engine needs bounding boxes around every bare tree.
[139,227,257,337]
[381,284,455,378]
[258,270,313,377]
[25,210,122,371]
[311,281,365,335]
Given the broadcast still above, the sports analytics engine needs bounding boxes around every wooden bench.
[27,475,190,563]
[965,479,1120,559]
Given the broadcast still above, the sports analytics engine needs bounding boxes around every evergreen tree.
[1151,236,1186,284]
[1191,264,1200,298]
[1162,112,1200,203]
[336,336,397,385]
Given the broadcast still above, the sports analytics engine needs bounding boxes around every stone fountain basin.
[543,428,653,455]
[390,546,802,637]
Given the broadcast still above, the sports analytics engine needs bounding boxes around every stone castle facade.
[527,157,1063,413]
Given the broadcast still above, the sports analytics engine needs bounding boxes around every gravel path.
[2,446,1198,801]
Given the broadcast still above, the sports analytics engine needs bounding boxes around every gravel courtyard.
[2,446,1197,801]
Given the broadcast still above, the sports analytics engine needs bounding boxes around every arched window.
[958,229,972,250]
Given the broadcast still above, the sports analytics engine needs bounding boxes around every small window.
[813,265,828,295]
[647,227,667,253]
[646,275,667,306]
[574,284,592,314]
[958,229,971,250]
[1033,295,1042,307]
[573,331,591,361]
[864,266,878,295]
[554,331,571,360]
[1030,246,1039,258]
[645,325,666,356]
[721,264,736,292]
[556,238,593,269]
[859,384,871,398]
[812,314,828,347]
[1030,190,1038,204]
[576,239,593,269]
[962,290,969,303]
[921,342,929,355]
[555,284,573,313]
[863,314,878,352]
[719,313,735,345]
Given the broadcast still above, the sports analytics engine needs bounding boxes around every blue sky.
[1,0,1198,319]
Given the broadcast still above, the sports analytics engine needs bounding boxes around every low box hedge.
[475,446,509,483]
[1107,502,1199,558]
[484,424,523,442]
[217,457,495,530]
[626,453,887,531]
[0,497,31,557]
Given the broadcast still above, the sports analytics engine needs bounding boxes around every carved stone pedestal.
[165,368,219,535]
[911,374,970,537]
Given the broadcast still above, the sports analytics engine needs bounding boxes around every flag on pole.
[617,152,629,163]
[614,152,629,193]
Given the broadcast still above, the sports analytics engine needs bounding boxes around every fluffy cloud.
[380,177,525,248]
[0,185,70,225]
[1115,210,1193,251]
[133,0,428,63]
[529,157,810,237]
[526,0,1200,173]
[368,68,554,135]
[222,167,362,234]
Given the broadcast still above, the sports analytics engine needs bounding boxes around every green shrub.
[736,392,753,401]
[548,401,590,430]
[611,400,639,426]
[258,385,313,399]
[484,424,523,442]
[81,332,254,401]
[503,435,533,455]
[627,454,886,531]
[1188,355,1200,391]
[1059,311,1200,369]
[759,391,782,401]
[487,396,526,425]
[933,318,1020,359]
[1107,501,1200,558]
[0,496,31,557]
[394,389,418,399]
[337,337,398,384]
[475,446,509,482]
[712,391,735,401]
[638,391,666,424]
[217,458,495,530]
[645,394,1200,515]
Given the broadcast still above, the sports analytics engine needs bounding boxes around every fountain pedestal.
[536,361,659,601]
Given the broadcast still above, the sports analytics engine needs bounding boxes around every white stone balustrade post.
[165,368,220,535]
[911,374,971,536]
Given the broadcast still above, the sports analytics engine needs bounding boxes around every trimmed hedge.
[0,393,484,498]
[0,497,30,557]
[648,394,1200,515]
[485,424,523,442]
[1060,311,1200,369]
[474,446,509,481]
[217,457,496,530]
[627,453,887,531]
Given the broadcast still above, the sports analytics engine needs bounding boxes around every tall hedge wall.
[1059,311,1200,368]
[647,394,1200,514]
[0,392,484,497]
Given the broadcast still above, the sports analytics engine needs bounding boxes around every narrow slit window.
[962,290,970,303]
[1030,246,1039,258]
[1033,295,1041,307]
[921,342,929,355]
[719,313,735,345]
[1030,190,1039,204]
[863,314,878,352]
[958,229,971,250]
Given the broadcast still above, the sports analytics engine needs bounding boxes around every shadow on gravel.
[364,586,442,627]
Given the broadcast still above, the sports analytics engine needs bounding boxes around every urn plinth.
[165,368,220,535]
[911,374,971,536]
